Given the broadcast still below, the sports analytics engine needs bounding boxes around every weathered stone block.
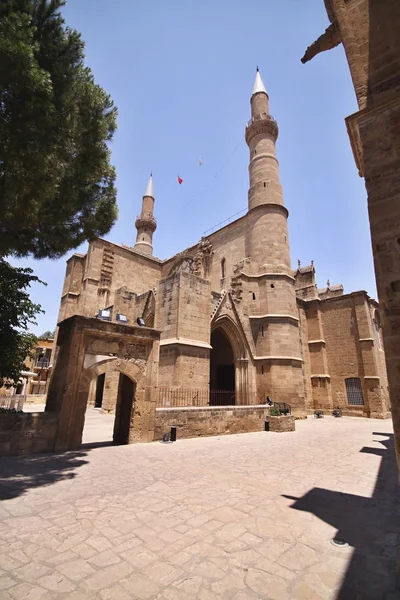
[266,415,295,432]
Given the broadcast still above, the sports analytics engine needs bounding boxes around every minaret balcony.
[135,212,157,231]
[245,113,279,144]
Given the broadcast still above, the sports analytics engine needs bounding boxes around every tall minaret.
[134,174,157,256]
[245,68,290,270]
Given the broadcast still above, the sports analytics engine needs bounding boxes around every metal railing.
[246,113,278,128]
[210,390,236,406]
[273,402,291,415]
[135,213,157,227]
[203,208,247,236]
[0,395,25,411]
[35,359,50,368]
[157,387,209,408]
[156,387,268,408]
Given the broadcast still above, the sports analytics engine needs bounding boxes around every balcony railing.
[246,113,278,128]
[0,395,25,411]
[135,212,157,225]
[35,359,50,368]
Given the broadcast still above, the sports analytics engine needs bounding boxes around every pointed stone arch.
[212,314,247,361]
[81,356,146,392]
[211,315,250,404]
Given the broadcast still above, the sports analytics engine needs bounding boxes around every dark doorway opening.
[113,374,135,445]
[210,328,235,405]
[94,373,105,408]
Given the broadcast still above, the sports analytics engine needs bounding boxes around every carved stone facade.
[49,68,390,450]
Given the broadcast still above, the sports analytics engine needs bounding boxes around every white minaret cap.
[144,173,154,198]
[252,67,267,95]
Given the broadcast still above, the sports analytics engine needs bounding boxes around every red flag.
[177,176,183,185]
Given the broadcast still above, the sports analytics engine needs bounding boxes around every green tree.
[0,0,118,259]
[0,259,44,387]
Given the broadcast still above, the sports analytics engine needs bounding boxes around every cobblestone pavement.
[0,412,399,599]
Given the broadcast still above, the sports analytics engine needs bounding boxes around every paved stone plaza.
[0,411,399,599]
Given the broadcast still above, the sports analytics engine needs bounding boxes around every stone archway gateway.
[45,315,161,452]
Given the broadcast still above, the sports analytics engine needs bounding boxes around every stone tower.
[245,68,290,270]
[134,174,157,255]
[244,69,305,410]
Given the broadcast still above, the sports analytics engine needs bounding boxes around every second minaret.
[134,174,157,256]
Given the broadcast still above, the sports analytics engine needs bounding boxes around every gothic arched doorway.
[210,328,235,405]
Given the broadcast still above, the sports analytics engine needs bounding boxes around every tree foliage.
[0,259,44,387]
[0,0,118,259]
[38,329,55,339]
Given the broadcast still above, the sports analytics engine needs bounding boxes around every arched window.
[221,258,226,279]
[345,378,364,406]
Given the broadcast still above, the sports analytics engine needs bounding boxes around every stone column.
[101,371,120,413]
[87,378,96,407]
[235,359,249,405]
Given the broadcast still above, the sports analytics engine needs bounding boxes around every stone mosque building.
[54,69,390,428]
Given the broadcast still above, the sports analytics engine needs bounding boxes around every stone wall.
[303,0,400,469]
[302,291,389,417]
[0,412,58,457]
[157,272,211,390]
[154,405,270,440]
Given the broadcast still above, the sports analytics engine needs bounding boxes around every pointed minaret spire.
[252,67,267,96]
[134,173,157,256]
[144,172,154,199]
[245,67,289,268]
[250,67,270,118]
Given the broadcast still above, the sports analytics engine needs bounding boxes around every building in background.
[0,337,54,403]
[26,338,53,396]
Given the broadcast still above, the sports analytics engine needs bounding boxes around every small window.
[345,378,364,406]
[263,182,266,187]
[252,292,256,300]
[221,258,226,279]
[261,365,264,375]
[270,283,275,289]
[261,326,264,337]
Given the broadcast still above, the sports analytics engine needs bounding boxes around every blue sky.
[14,0,375,334]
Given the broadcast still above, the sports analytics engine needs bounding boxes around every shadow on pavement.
[80,440,114,450]
[283,432,400,599]
[0,451,89,501]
